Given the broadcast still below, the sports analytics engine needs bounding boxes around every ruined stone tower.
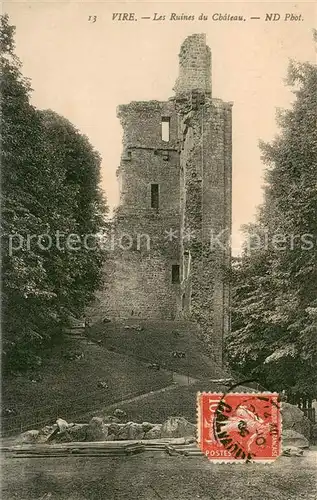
[94,34,232,365]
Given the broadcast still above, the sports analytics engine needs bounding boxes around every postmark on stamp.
[197,392,281,462]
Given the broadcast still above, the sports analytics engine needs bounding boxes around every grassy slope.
[3,320,232,435]
[89,319,230,380]
[2,337,171,435]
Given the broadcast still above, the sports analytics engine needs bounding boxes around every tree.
[226,49,317,400]
[37,109,107,315]
[1,14,108,371]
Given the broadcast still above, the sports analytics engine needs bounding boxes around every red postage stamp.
[197,392,281,462]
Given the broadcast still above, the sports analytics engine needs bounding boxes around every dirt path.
[3,449,317,499]
[80,371,196,422]
[81,383,177,420]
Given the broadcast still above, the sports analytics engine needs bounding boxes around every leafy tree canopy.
[1,14,108,371]
[226,41,317,401]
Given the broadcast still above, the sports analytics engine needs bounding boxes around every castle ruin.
[94,34,232,365]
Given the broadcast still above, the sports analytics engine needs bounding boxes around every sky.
[5,1,316,254]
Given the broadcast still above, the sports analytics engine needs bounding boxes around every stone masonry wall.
[202,99,232,363]
[174,34,212,96]
[92,250,181,320]
[91,34,232,366]
[177,93,232,364]
[116,100,180,219]
[96,100,182,320]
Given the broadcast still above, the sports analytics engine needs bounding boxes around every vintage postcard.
[1,1,316,498]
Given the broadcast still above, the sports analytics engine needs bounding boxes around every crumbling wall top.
[174,33,212,96]
[117,100,173,118]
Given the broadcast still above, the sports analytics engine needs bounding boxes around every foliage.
[1,14,108,371]
[226,50,317,399]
